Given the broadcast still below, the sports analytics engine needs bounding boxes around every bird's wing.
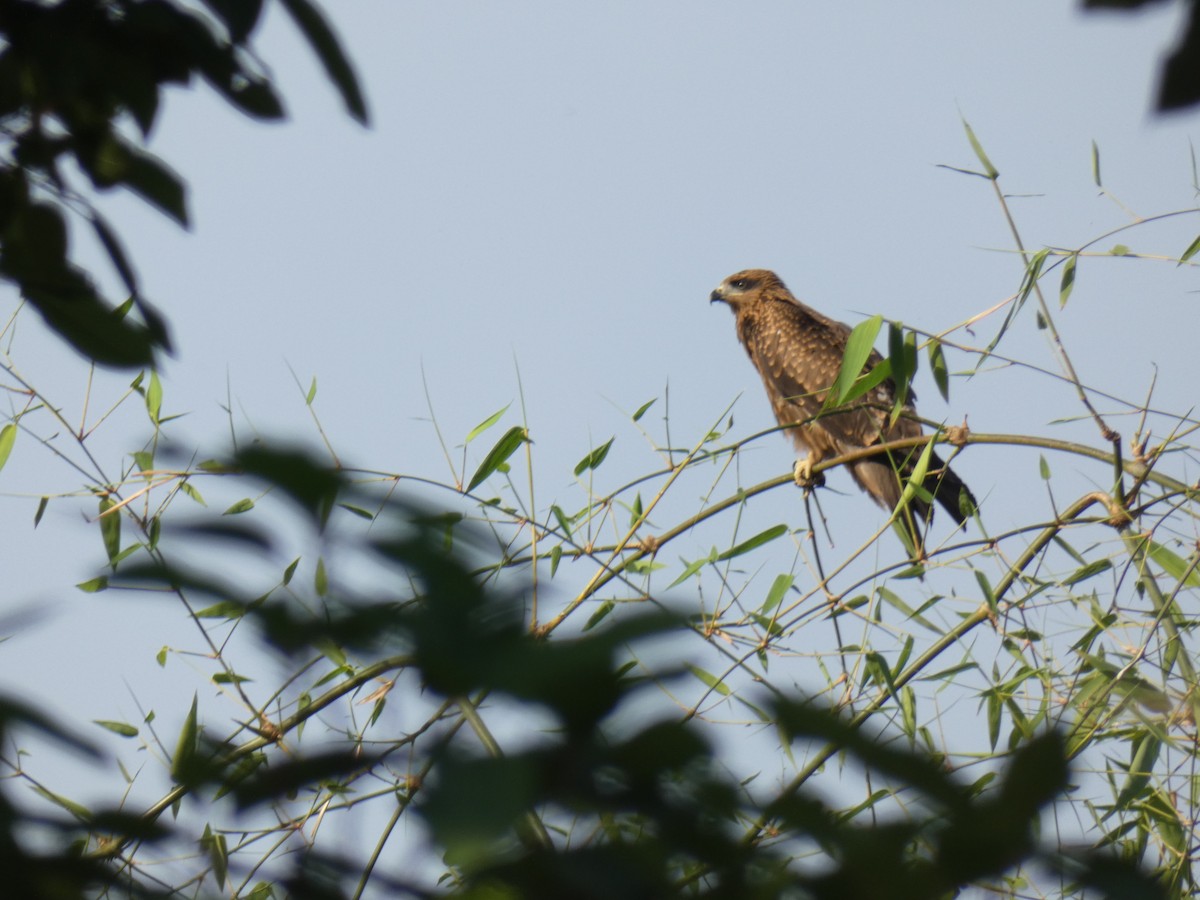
[745,300,916,448]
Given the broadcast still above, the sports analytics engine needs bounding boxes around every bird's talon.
[793,459,825,491]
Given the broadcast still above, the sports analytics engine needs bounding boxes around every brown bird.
[710,268,974,552]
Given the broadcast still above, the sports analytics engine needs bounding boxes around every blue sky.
[2,0,1198,884]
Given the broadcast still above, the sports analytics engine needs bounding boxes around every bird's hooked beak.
[709,286,727,305]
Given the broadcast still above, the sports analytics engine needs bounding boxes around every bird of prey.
[710,268,974,552]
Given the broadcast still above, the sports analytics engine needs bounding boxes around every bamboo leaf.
[171,694,199,783]
[98,497,121,567]
[963,119,999,179]
[93,720,138,738]
[927,338,949,402]
[825,315,883,408]
[716,524,788,561]
[465,404,510,444]
[687,665,731,697]
[467,426,529,492]
[1059,252,1078,308]
[632,398,656,422]
[573,437,614,477]
[146,370,163,424]
[0,423,17,473]
[1178,234,1200,265]
[223,498,255,515]
[761,574,793,614]
[1146,540,1200,588]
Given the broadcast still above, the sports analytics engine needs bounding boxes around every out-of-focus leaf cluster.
[1083,0,1200,111]
[0,0,366,366]
[3,447,1158,899]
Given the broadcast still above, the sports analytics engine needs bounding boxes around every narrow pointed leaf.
[962,119,999,179]
[0,423,16,472]
[928,338,949,402]
[467,427,529,492]
[171,694,199,783]
[1059,253,1078,308]
[825,315,882,408]
[466,405,510,444]
[717,524,788,561]
[574,437,615,477]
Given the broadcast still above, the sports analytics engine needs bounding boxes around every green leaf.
[1091,139,1102,187]
[876,586,941,633]
[93,720,138,738]
[1062,559,1113,586]
[0,423,16,472]
[283,557,300,585]
[156,647,169,667]
[195,601,246,619]
[212,672,252,685]
[34,495,48,527]
[278,0,369,124]
[338,503,375,521]
[315,557,329,595]
[632,398,656,422]
[962,118,999,179]
[717,524,788,562]
[761,574,793,614]
[687,664,732,696]
[1146,540,1200,588]
[1039,455,1051,480]
[146,370,163,424]
[77,576,109,593]
[975,569,998,616]
[1059,252,1078,308]
[825,315,883,408]
[98,497,121,567]
[927,338,949,402]
[202,824,229,889]
[668,549,717,588]
[1110,244,1130,256]
[32,786,91,821]
[887,322,917,411]
[467,426,529,492]
[466,405,510,443]
[574,437,615,477]
[306,376,318,405]
[584,600,615,631]
[223,498,255,515]
[1179,234,1200,264]
[550,505,573,539]
[1114,733,1160,813]
[180,481,207,506]
[171,694,200,783]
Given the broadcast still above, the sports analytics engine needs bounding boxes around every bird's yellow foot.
[793,457,826,491]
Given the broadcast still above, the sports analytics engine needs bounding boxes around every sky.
[2,0,1198,890]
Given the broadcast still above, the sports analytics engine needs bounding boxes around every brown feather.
[711,268,975,552]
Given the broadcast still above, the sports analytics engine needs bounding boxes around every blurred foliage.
[0,0,366,366]
[1082,0,1200,111]
[0,449,1167,898]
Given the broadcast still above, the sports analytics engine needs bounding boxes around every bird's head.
[709,268,785,309]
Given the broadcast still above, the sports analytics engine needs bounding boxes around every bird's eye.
[730,278,749,290]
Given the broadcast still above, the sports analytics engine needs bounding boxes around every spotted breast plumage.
[710,268,974,552]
